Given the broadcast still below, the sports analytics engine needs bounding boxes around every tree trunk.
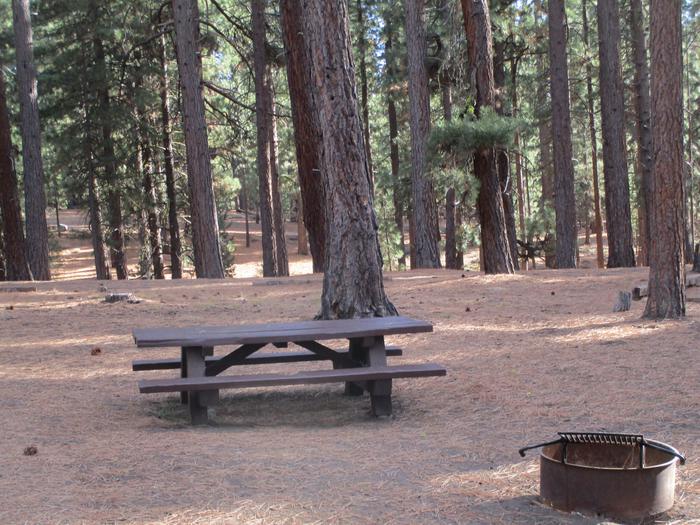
[0,67,31,281]
[582,0,605,269]
[384,17,407,268]
[493,40,519,267]
[547,0,577,269]
[296,192,308,255]
[644,0,685,319]
[141,129,165,279]
[441,38,460,270]
[597,0,636,268]
[252,0,278,277]
[405,0,441,268]
[12,0,50,280]
[460,0,514,274]
[298,0,396,319]
[172,0,224,278]
[280,0,326,273]
[629,0,652,266]
[159,34,182,279]
[511,57,527,244]
[535,0,553,208]
[268,82,289,276]
[90,1,127,280]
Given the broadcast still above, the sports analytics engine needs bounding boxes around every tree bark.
[644,0,685,319]
[12,0,50,280]
[384,17,407,268]
[511,57,526,244]
[280,0,326,273]
[172,0,225,278]
[535,0,553,208]
[298,0,396,319]
[597,0,636,268]
[582,0,605,269]
[630,0,652,266]
[493,39,519,267]
[296,193,308,255]
[547,0,577,269]
[0,67,31,281]
[268,82,289,276]
[405,0,441,268]
[159,34,183,279]
[141,127,165,279]
[460,0,514,274]
[252,0,278,277]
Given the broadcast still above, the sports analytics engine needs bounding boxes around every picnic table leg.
[183,346,217,425]
[342,338,367,396]
[366,336,392,417]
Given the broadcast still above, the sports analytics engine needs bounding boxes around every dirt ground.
[1,212,699,524]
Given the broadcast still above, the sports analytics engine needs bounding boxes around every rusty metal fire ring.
[519,432,686,520]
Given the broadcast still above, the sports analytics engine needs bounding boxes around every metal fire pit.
[519,432,686,520]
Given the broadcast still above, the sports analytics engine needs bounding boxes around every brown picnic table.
[132,316,446,424]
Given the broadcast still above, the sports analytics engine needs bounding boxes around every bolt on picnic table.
[132,316,447,424]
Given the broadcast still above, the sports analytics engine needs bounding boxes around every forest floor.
[0,211,698,524]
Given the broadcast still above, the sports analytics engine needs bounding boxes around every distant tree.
[12,0,50,280]
[597,0,636,268]
[298,0,396,318]
[460,0,514,274]
[0,67,32,281]
[629,0,652,266]
[280,0,326,272]
[644,0,685,319]
[581,0,605,269]
[547,0,577,268]
[405,0,441,268]
[171,0,225,278]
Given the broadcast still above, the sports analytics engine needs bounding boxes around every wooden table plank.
[133,316,432,348]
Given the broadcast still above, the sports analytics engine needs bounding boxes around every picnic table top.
[133,315,433,348]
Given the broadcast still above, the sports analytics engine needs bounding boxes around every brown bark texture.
[0,67,31,281]
[172,0,224,278]
[268,81,289,276]
[298,0,396,319]
[280,0,326,273]
[547,0,577,268]
[141,129,165,279]
[405,0,441,268]
[511,58,526,242]
[159,34,183,279]
[597,0,636,268]
[356,0,374,188]
[535,0,553,207]
[581,0,605,269]
[644,0,685,319]
[461,0,514,274]
[630,0,652,266]
[12,0,50,280]
[252,0,278,277]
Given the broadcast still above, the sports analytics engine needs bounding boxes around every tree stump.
[613,291,632,312]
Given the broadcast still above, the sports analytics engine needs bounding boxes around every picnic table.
[132,316,446,424]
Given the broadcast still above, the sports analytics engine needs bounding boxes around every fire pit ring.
[519,432,686,520]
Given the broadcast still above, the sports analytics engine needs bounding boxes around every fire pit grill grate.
[519,432,685,468]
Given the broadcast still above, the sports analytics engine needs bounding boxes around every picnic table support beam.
[343,338,368,396]
[366,336,392,416]
[183,346,216,425]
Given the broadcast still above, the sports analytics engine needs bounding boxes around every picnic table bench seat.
[132,346,403,371]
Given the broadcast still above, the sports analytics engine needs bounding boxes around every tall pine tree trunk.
[493,40,519,267]
[280,0,326,273]
[0,67,31,281]
[141,128,165,279]
[384,18,407,268]
[597,0,636,268]
[298,0,396,319]
[268,82,289,276]
[12,0,50,280]
[535,0,553,209]
[461,0,514,274]
[159,34,182,279]
[356,0,374,188]
[405,0,441,268]
[511,57,527,244]
[252,0,278,277]
[644,0,685,319]
[630,0,652,266]
[547,0,577,268]
[172,0,224,278]
[582,0,605,269]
